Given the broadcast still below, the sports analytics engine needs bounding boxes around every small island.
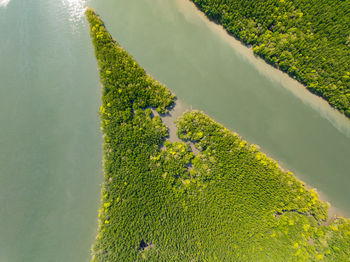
[86,8,350,261]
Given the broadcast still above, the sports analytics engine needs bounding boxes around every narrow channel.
[0,0,349,261]
[91,0,350,216]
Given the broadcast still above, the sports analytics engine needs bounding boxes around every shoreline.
[160,100,347,221]
[174,0,350,140]
[87,8,350,259]
[181,0,349,119]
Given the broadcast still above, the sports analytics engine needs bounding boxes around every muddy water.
[92,0,350,217]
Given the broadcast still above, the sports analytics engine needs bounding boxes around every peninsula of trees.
[86,8,350,261]
[191,0,350,117]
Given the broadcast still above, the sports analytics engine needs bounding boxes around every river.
[91,0,350,214]
[0,0,101,261]
[0,0,350,261]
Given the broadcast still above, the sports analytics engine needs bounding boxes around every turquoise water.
[0,0,349,261]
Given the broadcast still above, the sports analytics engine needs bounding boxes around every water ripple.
[61,0,87,26]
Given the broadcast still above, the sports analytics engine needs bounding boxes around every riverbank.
[189,0,350,118]
[157,100,344,219]
[87,8,350,261]
[90,0,350,216]
[176,0,350,139]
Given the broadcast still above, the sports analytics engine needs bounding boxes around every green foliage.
[86,8,350,261]
[192,0,350,117]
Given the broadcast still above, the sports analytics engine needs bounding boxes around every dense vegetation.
[191,0,350,117]
[86,8,350,261]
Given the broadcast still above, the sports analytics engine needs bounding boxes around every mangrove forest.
[191,0,350,117]
[86,8,350,261]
